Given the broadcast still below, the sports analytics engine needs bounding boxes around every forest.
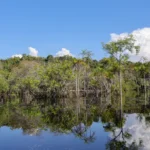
[0,35,149,104]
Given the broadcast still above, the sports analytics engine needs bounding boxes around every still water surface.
[0,98,149,150]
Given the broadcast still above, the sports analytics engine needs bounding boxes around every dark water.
[0,97,149,150]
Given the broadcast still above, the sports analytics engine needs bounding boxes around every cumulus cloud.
[110,28,150,62]
[56,48,73,57]
[11,54,23,58]
[109,114,150,150]
[28,47,38,57]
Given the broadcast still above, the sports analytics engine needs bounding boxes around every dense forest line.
[0,35,150,102]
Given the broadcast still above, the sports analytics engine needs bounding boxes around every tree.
[134,57,150,107]
[45,55,53,62]
[80,49,93,65]
[80,50,93,59]
[0,74,9,94]
[80,50,93,94]
[102,35,140,116]
[73,58,86,96]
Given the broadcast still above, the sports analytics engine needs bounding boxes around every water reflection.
[72,123,95,143]
[107,113,150,150]
[0,95,150,149]
[0,98,97,140]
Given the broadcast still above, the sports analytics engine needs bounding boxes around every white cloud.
[110,28,150,62]
[11,54,23,58]
[28,47,38,57]
[56,48,73,57]
[109,114,150,150]
[111,32,129,42]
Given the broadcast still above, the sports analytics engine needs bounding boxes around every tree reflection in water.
[106,125,143,149]
[0,94,150,149]
[72,123,95,143]
[0,97,97,143]
[104,108,144,149]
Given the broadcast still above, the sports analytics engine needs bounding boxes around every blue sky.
[0,0,150,59]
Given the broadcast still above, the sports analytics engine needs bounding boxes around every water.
[0,123,108,150]
[0,98,149,150]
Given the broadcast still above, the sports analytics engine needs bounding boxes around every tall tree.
[80,50,93,94]
[102,35,140,116]
[80,49,93,60]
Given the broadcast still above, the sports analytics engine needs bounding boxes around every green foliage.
[102,35,140,62]
[0,71,9,93]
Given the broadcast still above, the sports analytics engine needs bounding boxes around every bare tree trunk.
[119,70,123,117]
[76,73,78,96]
[144,74,147,107]
[110,86,112,104]
[78,73,80,97]
[100,85,102,105]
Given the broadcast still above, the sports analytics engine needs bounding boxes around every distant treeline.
[0,36,149,100]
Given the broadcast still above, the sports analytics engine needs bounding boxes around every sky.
[1,0,150,60]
